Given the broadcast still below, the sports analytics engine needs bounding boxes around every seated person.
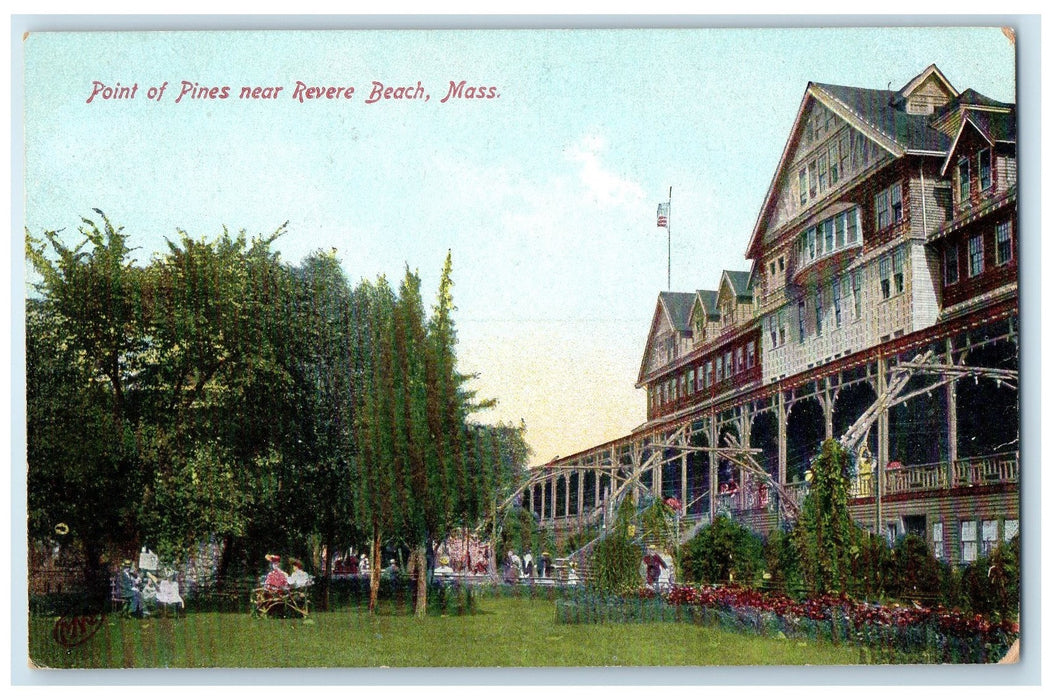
[263,554,289,592]
[155,568,185,610]
[434,555,454,576]
[287,558,314,588]
[119,560,147,616]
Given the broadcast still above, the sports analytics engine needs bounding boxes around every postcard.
[19,22,1028,677]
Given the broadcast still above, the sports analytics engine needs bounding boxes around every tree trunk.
[413,544,428,618]
[369,526,381,613]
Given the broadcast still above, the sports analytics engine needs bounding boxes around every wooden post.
[540,476,547,525]
[681,430,688,512]
[777,390,787,486]
[577,470,584,520]
[877,355,889,538]
[946,338,958,485]
[709,415,718,518]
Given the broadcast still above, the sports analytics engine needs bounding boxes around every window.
[829,142,839,185]
[879,256,891,299]
[849,131,858,169]
[832,278,842,327]
[835,213,845,248]
[678,374,686,399]
[981,520,999,555]
[797,301,806,343]
[875,189,889,229]
[715,356,723,382]
[1004,519,1019,543]
[768,316,777,348]
[822,219,834,253]
[861,137,870,166]
[778,256,785,272]
[846,208,858,244]
[961,520,978,563]
[671,378,677,402]
[996,220,1013,265]
[735,347,744,374]
[875,183,903,230]
[852,270,862,318]
[725,351,732,377]
[798,168,807,206]
[932,522,945,560]
[968,234,984,277]
[893,247,905,295]
[686,369,694,395]
[979,148,992,191]
[778,310,787,346]
[817,153,828,192]
[814,288,823,335]
[705,361,713,388]
[890,183,903,223]
[839,133,850,177]
[958,157,971,202]
[769,261,776,277]
[808,160,818,199]
[746,341,755,368]
[944,244,959,285]
[806,228,816,261]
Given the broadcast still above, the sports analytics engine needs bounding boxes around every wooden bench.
[251,587,311,618]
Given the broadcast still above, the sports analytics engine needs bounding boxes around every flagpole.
[667,186,672,291]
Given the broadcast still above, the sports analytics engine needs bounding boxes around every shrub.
[683,515,764,586]
[762,526,802,595]
[794,439,855,594]
[961,535,1020,622]
[889,534,944,604]
[590,531,643,594]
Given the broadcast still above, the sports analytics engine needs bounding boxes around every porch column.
[540,477,547,524]
[680,430,688,511]
[563,474,570,519]
[946,337,958,475]
[577,470,584,520]
[876,355,889,537]
[709,415,718,517]
[777,390,787,486]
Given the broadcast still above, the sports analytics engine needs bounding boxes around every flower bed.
[556,584,1018,664]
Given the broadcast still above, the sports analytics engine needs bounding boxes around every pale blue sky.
[22,27,1017,464]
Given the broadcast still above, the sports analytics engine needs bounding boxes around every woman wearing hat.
[264,554,289,592]
[287,558,313,589]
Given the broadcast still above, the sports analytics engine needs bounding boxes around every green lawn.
[29,596,861,668]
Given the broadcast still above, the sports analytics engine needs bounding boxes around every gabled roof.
[891,63,958,106]
[721,270,754,300]
[658,291,695,332]
[636,291,696,386]
[940,109,1017,176]
[746,65,960,260]
[694,289,719,321]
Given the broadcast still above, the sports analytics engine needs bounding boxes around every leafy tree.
[590,495,643,594]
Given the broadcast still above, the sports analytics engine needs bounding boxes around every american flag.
[656,202,669,228]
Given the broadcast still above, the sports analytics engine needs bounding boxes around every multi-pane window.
[814,287,823,335]
[768,316,778,347]
[796,208,860,270]
[746,341,755,368]
[832,278,842,327]
[932,522,945,560]
[961,520,978,563]
[798,168,808,206]
[839,133,850,176]
[968,234,984,277]
[687,369,694,395]
[1004,519,1019,543]
[835,213,845,248]
[715,356,723,382]
[944,244,959,285]
[778,310,787,346]
[958,157,971,202]
[817,153,828,192]
[893,247,905,295]
[996,220,1013,265]
[829,142,839,185]
[735,347,744,374]
[725,352,732,377]
[846,208,858,243]
[875,182,903,229]
[879,256,892,299]
[797,301,806,343]
[808,160,818,199]
[852,270,862,318]
[822,219,834,253]
[705,361,713,388]
[979,149,992,191]
[678,374,686,399]
[981,520,1000,555]
[807,228,816,261]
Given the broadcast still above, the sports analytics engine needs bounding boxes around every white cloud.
[563,134,646,208]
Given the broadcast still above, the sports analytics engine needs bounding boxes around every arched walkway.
[786,397,824,483]
[956,341,1019,458]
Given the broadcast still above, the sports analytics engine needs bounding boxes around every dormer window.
[979,149,992,191]
[875,182,903,230]
[957,157,971,202]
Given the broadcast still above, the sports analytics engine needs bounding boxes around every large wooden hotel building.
[519,65,1018,567]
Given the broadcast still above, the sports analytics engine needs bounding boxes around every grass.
[29,596,861,668]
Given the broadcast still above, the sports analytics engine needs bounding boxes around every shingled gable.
[636,291,696,385]
[936,92,1016,177]
[691,289,719,324]
[745,65,958,260]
